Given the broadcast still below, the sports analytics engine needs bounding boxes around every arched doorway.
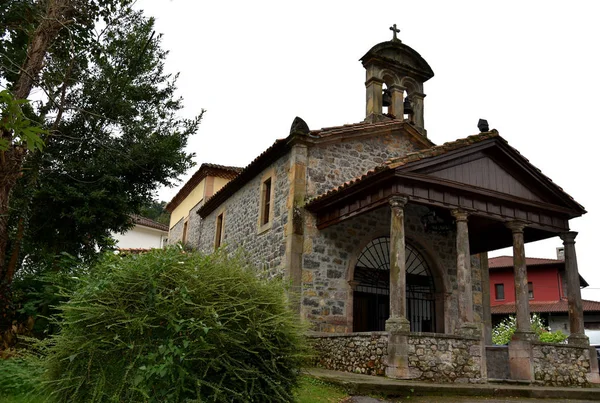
[352,236,437,333]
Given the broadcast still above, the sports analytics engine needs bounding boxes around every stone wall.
[302,203,474,334]
[186,200,204,247]
[307,132,424,198]
[485,345,509,380]
[408,333,484,383]
[532,342,591,386]
[168,217,184,245]
[197,154,290,278]
[309,332,388,376]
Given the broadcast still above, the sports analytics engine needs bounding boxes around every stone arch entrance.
[352,236,437,333]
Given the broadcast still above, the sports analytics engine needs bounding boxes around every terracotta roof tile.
[310,119,406,138]
[306,129,585,214]
[166,163,242,212]
[198,139,288,217]
[131,215,169,232]
[491,299,600,314]
[386,131,499,168]
[117,248,153,254]
[489,256,564,269]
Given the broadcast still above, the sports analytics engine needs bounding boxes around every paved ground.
[308,368,600,402]
[344,397,598,403]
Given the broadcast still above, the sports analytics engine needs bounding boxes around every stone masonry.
[532,342,591,386]
[408,333,483,383]
[309,332,388,376]
[198,154,290,278]
[307,132,425,198]
[302,203,483,334]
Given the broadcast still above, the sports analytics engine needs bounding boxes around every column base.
[385,317,413,380]
[568,333,590,346]
[508,339,533,381]
[456,322,481,338]
[385,317,410,333]
[512,331,536,342]
[588,345,600,383]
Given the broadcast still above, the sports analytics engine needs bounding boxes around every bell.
[382,89,391,107]
[403,97,413,115]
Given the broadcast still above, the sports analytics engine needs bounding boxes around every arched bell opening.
[403,90,414,122]
[352,236,439,333]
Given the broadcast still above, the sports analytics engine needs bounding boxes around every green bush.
[0,354,44,397]
[492,313,567,345]
[41,247,308,402]
[539,329,568,343]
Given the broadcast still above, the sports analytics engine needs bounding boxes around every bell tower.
[360,25,434,134]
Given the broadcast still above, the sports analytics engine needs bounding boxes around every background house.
[489,254,600,341]
[112,215,169,252]
[165,163,241,245]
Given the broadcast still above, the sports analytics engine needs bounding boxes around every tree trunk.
[0,0,73,284]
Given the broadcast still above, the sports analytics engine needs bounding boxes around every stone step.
[308,368,600,401]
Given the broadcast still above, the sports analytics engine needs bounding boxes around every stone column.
[451,209,477,336]
[411,92,426,130]
[385,196,411,379]
[284,143,307,315]
[365,77,383,117]
[506,221,534,381]
[559,232,589,345]
[506,221,533,340]
[389,85,405,118]
[480,252,493,345]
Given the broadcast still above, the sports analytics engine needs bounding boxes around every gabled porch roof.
[305,130,586,254]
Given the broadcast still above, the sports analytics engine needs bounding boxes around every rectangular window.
[495,283,505,300]
[215,213,224,249]
[262,178,272,225]
[258,171,275,233]
[528,282,534,299]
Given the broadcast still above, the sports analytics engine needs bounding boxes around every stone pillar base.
[508,339,533,381]
[568,333,590,346]
[457,322,481,338]
[385,317,413,380]
[588,345,600,384]
[512,331,536,342]
[385,317,410,333]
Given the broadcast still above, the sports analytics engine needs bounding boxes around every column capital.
[388,84,406,92]
[347,280,360,290]
[365,77,384,86]
[389,196,408,209]
[506,220,527,233]
[559,231,578,244]
[451,209,469,222]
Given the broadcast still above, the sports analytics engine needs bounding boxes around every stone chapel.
[166,27,599,386]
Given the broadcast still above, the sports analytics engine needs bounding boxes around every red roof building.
[489,255,600,334]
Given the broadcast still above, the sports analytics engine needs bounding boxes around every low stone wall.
[532,342,590,386]
[408,333,483,383]
[485,345,509,380]
[308,332,387,376]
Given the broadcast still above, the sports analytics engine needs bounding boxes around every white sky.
[137,0,600,300]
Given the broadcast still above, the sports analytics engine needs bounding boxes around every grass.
[294,376,349,403]
[0,376,348,403]
[0,395,45,403]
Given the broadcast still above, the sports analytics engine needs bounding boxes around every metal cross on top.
[390,24,400,41]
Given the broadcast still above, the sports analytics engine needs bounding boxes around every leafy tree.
[139,199,170,225]
[0,0,200,330]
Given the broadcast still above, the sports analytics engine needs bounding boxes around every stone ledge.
[531,341,589,350]
[307,331,388,338]
[409,332,481,341]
